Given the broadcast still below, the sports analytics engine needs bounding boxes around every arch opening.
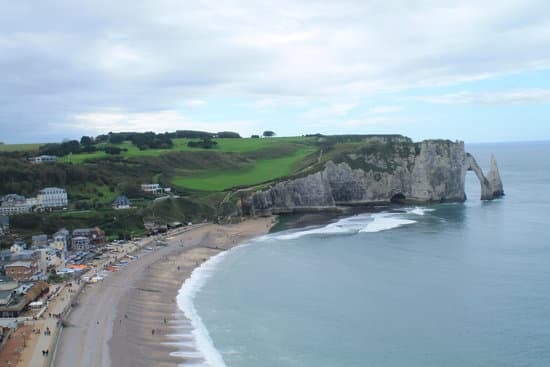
[464,171,481,202]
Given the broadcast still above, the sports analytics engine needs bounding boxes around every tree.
[217,131,241,138]
[95,134,109,143]
[80,136,94,146]
[104,146,123,155]
[187,138,218,149]
[263,131,276,137]
[176,130,214,139]
[109,134,126,144]
[251,134,260,138]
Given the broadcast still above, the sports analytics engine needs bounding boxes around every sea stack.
[487,154,504,197]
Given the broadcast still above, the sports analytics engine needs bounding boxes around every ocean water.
[177,141,550,367]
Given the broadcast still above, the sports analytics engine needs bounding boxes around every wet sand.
[54,217,275,367]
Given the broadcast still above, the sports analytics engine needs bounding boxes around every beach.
[54,217,275,367]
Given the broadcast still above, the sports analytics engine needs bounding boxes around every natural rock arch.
[464,154,504,200]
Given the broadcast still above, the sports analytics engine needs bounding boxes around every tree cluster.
[39,140,84,156]
[187,138,218,149]
[171,130,241,139]
[106,132,173,150]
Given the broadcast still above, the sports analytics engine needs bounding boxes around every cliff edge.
[244,138,504,216]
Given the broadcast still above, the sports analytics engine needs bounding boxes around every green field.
[0,143,42,152]
[172,147,316,191]
[60,137,312,163]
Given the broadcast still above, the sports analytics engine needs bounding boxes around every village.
[0,182,183,366]
[0,217,181,366]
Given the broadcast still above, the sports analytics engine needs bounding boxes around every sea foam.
[359,213,416,233]
[407,207,436,216]
[274,208,431,240]
[176,249,234,367]
[274,213,373,240]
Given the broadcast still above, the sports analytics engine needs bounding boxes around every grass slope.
[172,147,315,191]
[61,137,310,163]
[0,143,42,152]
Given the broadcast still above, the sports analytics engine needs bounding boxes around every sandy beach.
[54,217,275,367]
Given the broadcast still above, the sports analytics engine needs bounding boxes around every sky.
[1,0,550,144]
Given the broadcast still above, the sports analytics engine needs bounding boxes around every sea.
[176,141,550,367]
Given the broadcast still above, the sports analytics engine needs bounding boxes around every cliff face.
[244,138,504,216]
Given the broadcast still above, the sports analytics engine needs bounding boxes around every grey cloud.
[1,0,550,141]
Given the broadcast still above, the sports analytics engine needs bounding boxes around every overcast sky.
[2,0,550,143]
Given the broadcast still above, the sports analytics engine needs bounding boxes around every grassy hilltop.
[0,132,412,243]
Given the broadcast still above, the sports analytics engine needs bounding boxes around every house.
[112,195,131,209]
[51,228,70,251]
[27,155,57,164]
[37,187,68,209]
[32,234,48,248]
[71,236,91,251]
[0,247,34,274]
[0,194,33,216]
[35,248,62,273]
[71,227,105,250]
[9,241,26,254]
[141,183,162,193]
[0,280,49,318]
[4,260,38,281]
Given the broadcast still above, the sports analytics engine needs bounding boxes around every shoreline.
[53,217,275,367]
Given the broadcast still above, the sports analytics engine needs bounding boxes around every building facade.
[141,183,161,193]
[37,187,68,209]
[112,195,131,209]
[51,228,70,251]
[71,236,91,251]
[4,260,38,281]
[71,227,105,250]
[32,234,48,248]
[28,155,57,164]
[0,194,33,216]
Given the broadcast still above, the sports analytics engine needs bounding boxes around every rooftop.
[5,261,34,268]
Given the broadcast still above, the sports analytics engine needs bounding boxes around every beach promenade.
[53,217,274,367]
[1,231,161,367]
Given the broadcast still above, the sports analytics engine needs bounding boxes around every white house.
[37,187,68,209]
[28,155,57,164]
[0,194,33,216]
[10,243,25,254]
[141,183,162,193]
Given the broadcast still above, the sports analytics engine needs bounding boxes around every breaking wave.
[273,207,433,240]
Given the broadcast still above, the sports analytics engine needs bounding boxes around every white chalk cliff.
[245,138,504,215]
